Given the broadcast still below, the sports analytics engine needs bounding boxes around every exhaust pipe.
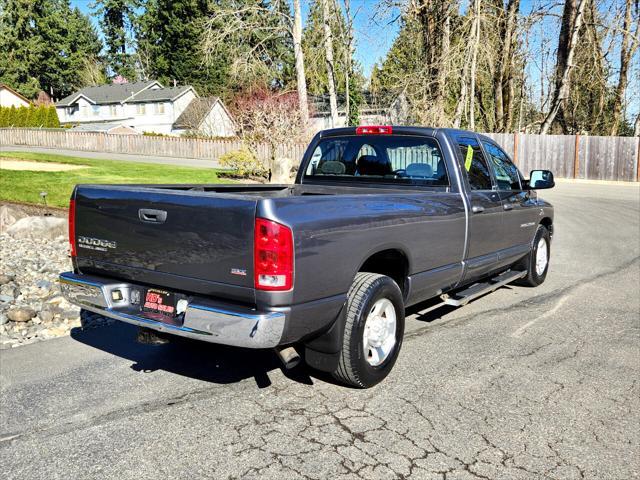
[275,346,301,369]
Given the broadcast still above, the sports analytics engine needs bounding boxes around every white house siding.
[0,88,30,108]
[56,90,197,135]
[198,102,236,137]
[122,90,196,134]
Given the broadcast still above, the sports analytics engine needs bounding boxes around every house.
[172,97,236,137]
[70,122,139,135]
[308,92,407,132]
[55,80,236,137]
[0,84,30,108]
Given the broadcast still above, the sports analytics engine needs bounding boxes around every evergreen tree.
[302,0,363,123]
[92,0,139,79]
[0,0,103,99]
[138,0,294,97]
[46,105,60,127]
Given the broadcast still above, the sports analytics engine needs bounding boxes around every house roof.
[172,97,221,129]
[70,122,138,134]
[126,86,193,103]
[0,84,31,104]
[56,80,160,106]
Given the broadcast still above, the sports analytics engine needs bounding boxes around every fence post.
[513,132,519,165]
[636,136,640,182]
[573,134,580,179]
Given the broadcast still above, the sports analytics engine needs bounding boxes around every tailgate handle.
[138,209,167,224]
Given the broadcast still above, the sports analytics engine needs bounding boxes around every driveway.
[1,183,639,480]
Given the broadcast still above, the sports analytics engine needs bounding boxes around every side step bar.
[440,270,527,307]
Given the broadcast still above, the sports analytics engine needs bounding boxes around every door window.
[482,142,521,190]
[455,136,492,190]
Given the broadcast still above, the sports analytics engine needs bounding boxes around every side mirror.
[527,169,555,189]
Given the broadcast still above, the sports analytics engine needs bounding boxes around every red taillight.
[355,125,393,135]
[69,198,76,257]
[254,218,293,291]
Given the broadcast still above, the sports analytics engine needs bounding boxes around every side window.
[456,136,492,190]
[482,142,521,190]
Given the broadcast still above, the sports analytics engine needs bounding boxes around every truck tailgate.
[73,186,257,303]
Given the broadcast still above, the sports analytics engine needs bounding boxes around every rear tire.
[514,225,550,287]
[332,273,405,388]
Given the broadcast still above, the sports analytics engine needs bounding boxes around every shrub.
[218,148,267,178]
[0,105,60,128]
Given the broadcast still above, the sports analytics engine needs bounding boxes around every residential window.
[92,105,100,116]
[136,104,146,115]
[81,105,89,117]
[154,103,165,115]
[109,105,118,116]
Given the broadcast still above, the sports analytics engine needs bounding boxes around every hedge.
[0,105,60,128]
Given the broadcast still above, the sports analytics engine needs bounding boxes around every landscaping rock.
[5,216,67,240]
[7,307,36,322]
[0,229,89,348]
[0,205,28,232]
[0,274,15,285]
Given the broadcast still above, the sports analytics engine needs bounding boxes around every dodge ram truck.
[59,126,555,388]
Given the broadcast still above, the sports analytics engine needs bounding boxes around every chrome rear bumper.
[59,272,285,348]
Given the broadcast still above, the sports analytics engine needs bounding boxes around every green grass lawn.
[0,151,231,208]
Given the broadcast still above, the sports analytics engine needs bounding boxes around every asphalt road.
[1,182,639,480]
[0,145,221,169]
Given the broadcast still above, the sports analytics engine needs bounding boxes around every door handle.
[471,205,485,214]
[138,208,167,224]
[503,203,514,211]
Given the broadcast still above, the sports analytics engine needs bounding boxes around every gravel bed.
[0,228,112,349]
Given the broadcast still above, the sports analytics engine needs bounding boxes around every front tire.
[514,224,551,287]
[332,273,405,388]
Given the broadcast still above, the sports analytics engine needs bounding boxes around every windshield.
[302,135,449,186]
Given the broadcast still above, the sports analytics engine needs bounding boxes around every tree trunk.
[321,0,339,127]
[540,0,588,135]
[469,0,481,130]
[434,8,451,125]
[344,0,353,124]
[292,0,309,125]
[500,0,520,132]
[611,0,638,136]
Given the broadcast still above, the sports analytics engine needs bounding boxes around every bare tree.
[201,1,309,124]
[494,0,521,132]
[540,0,588,134]
[469,0,481,130]
[611,0,639,135]
[321,0,339,126]
[293,0,309,124]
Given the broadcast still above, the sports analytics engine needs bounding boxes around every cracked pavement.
[1,182,639,479]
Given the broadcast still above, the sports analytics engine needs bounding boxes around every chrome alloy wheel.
[536,237,548,276]
[362,298,397,367]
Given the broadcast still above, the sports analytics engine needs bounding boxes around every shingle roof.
[172,97,220,129]
[126,86,192,103]
[56,80,160,106]
[70,122,138,133]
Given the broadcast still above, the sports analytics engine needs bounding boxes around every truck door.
[481,141,538,265]
[454,135,503,282]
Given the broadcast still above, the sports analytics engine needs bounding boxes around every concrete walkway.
[0,145,221,169]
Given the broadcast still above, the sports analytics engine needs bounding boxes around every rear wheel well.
[359,249,409,299]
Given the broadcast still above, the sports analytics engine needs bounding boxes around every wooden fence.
[1,128,638,182]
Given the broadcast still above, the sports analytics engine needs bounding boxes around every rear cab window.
[303,135,449,187]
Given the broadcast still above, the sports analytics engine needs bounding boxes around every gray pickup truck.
[59,126,554,387]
